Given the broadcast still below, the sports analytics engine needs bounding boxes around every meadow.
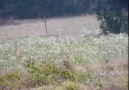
[0,15,99,39]
[0,15,128,90]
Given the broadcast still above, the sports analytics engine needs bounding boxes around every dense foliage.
[94,0,128,34]
[0,0,94,19]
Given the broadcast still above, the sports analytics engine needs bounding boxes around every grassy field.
[0,15,100,40]
[0,15,128,90]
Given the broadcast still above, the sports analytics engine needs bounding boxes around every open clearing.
[0,15,100,39]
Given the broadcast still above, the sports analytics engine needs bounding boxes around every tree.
[0,0,94,19]
[94,0,128,34]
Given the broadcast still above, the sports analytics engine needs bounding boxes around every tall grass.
[0,33,128,90]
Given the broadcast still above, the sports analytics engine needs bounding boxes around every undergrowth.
[0,33,128,90]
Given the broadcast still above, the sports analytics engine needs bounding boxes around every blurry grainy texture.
[0,15,100,39]
[0,14,128,90]
[0,33,128,90]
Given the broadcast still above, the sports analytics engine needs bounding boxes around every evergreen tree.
[94,0,128,34]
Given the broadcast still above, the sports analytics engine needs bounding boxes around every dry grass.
[20,59,128,90]
[0,15,100,40]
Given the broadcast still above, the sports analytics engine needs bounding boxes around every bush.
[94,0,128,34]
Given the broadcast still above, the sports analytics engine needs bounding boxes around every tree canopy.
[0,0,94,19]
[94,0,128,34]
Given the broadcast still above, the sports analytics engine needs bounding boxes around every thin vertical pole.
[44,16,47,35]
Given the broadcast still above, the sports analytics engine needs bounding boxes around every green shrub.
[23,59,76,86]
[0,71,21,90]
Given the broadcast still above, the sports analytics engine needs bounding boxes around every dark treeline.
[0,0,128,34]
[0,0,94,19]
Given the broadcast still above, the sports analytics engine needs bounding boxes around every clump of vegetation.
[23,59,77,86]
[93,78,103,90]
[0,70,22,90]
[56,81,85,90]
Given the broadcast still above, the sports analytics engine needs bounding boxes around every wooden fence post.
[44,16,47,35]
